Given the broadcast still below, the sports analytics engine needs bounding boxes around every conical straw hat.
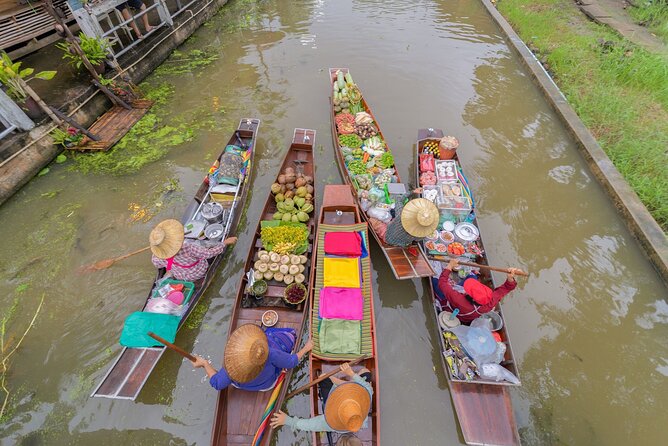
[401,198,440,237]
[324,382,371,432]
[224,324,269,383]
[149,219,185,259]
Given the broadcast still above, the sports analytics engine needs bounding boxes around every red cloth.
[463,278,493,305]
[437,269,516,323]
[324,232,362,257]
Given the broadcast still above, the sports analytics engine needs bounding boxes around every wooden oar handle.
[148,332,196,362]
[286,354,369,399]
[433,256,529,276]
[117,245,151,261]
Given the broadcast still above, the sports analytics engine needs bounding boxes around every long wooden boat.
[328,68,434,280]
[415,128,520,445]
[308,184,380,446]
[211,128,317,446]
[91,118,260,401]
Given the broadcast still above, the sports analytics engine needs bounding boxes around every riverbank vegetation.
[628,0,668,44]
[496,0,668,230]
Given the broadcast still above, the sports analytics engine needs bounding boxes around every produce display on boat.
[210,128,316,446]
[331,71,402,214]
[416,129,521,388]
[242,142,316,310]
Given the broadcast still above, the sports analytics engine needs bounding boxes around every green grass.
[496,0,668,230]
[629,0,668,44]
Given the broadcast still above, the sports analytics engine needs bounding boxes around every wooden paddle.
[147,331,196,362]
[433,255,529,276]
[286,354,370,399]
[81,246,151,272]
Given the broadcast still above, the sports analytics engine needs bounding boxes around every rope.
[0,0,218,169]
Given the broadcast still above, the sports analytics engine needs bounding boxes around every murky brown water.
[1,0,667,445]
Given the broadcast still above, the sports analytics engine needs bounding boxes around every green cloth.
[319,319,361,355]
[120,312,180,348]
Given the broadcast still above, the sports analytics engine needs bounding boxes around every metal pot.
[201,202,224,223]
[204,223,224,241]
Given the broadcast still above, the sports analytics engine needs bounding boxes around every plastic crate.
[152,279,196,307]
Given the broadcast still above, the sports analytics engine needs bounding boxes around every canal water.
[1,0,666,444]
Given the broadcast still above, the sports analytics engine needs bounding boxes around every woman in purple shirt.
[191,324,312,391]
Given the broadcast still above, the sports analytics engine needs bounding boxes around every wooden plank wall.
[0,0,72,51]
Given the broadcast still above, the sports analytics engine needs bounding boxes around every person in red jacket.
[437,259,524,323]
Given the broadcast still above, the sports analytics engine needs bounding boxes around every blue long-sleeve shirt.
[283,374,374,432]
[209,347,298,391]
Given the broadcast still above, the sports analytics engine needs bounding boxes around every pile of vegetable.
[271,166,314,223]
[339,134,362,149]
[253,250,307,285]
[260,224,309,254]
[332,70,400,213]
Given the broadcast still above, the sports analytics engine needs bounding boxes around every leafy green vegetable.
[339,134,362,148]
[347,160,368,175]
[261,224,309,251]
[377,152,394,169]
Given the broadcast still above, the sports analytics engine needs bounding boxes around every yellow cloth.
[323,257,360,288]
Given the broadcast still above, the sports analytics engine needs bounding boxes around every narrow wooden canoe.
[415,128,521,446]
[211,128,317,446]
[91,118,260,401]
[308,184,380,446]
[328,68,434,280]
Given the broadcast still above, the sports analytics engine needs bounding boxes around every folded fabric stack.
[318,231,366,355]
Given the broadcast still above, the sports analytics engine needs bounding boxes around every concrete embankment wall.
[478,0,668,281]
[0,0,228,206]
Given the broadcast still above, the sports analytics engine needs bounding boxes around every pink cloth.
[319,287,364,320]
[324,232,362,257]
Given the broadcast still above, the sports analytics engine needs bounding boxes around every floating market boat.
[91,118,260,401]
[415,127,521,446]
[210,128,317,446]
[308,184,380,446]
[328,68,434,280]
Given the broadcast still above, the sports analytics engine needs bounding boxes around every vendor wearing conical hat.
[383,191,439,247]
[150,219,238,282]
[270,362,373,434]
[190,324,313,392]
[436,258,525,323]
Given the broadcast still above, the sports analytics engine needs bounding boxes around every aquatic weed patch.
[71,83,223,175]
[154,48,219,76]
[497,0,668,229]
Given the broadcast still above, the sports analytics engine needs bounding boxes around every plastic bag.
[340,147,353,157]
[419,153,435,172]
[450,325,498,367]
[373,169,394,188]
[146,297,183,316]
[354,174,373,190]
[367,203,392,223]
[368,187,385,203]
[479,363,520,385]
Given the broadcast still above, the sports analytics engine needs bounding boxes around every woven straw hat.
[401,198,440,237]
[324,382,371,432]
[224,324,269,383]
[149,219,185,259]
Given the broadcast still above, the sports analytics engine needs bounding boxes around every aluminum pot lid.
[454,222,479,241]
